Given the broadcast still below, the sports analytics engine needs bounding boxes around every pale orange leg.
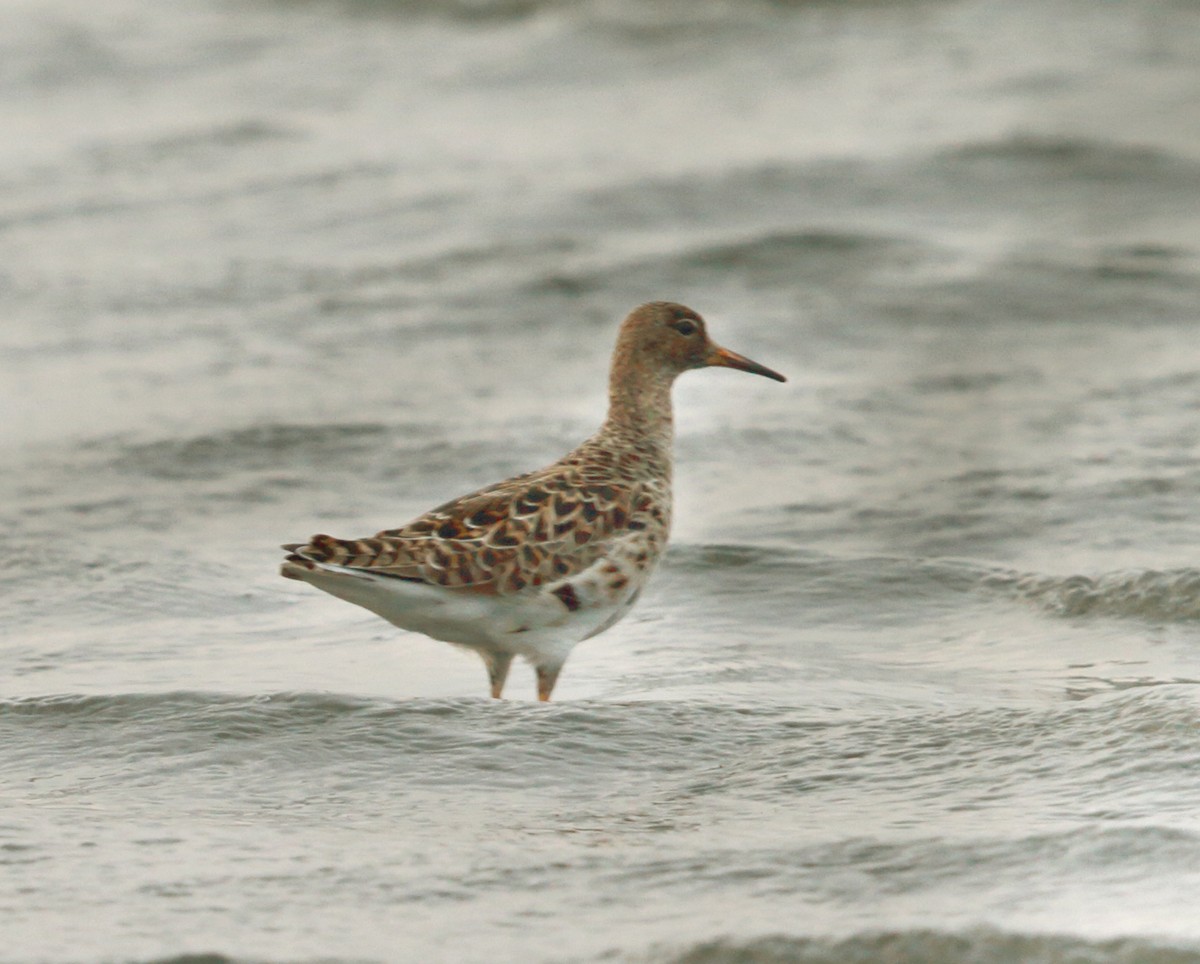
[536,664,562,702]
[485,652,513,700]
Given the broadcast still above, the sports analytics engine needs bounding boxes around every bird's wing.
[283,464,661,594]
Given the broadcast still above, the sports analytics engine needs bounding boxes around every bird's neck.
[601,358,676,468]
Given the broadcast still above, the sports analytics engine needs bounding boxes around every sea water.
[3,0,1200,960]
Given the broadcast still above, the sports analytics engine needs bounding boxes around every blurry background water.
[3,0,1200,961]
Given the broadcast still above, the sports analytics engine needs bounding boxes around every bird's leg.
[536,663,562,702]
[485,652,513,699]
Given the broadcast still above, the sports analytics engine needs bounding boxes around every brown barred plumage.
[281,302,785,700]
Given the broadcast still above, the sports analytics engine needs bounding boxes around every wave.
[524,134,1200,317]
[85,120,300,173]
[275,0,942,26]
[568,133,1200,220]
[941,135,1200,186]
[650,928,1200,964]
[141,956,241,964]
[125,927,1200,964]
[5,684,1197,760]
[666,545,1200,628]
[675,230,921,284]
[107,421,391,481]
[130,927,1200,964]
[528,227,930,300]
[985,567,1200,621]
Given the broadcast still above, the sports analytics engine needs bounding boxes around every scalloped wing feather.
[287,458,666,595]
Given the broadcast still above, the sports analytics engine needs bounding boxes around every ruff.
[281,302,785,700]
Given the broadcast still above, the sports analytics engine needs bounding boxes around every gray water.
[3,0,1200,961]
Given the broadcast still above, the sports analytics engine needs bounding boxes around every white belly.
[283,558,647,666]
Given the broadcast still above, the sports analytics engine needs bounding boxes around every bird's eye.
[672,320,698,336]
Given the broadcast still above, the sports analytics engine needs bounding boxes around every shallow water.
[3,0,1200,961]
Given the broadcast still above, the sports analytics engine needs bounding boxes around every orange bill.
[706,345,787,382]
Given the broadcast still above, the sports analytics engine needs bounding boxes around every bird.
[281,302,786,701]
